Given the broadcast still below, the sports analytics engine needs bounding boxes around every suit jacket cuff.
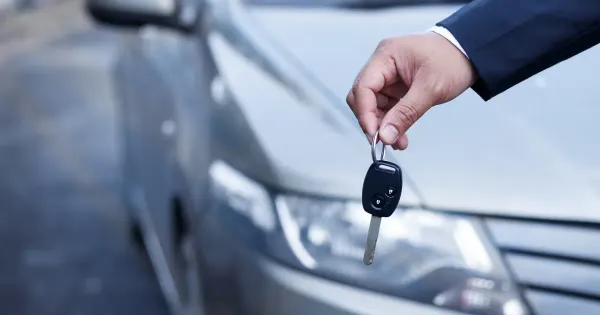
[435,22,493,101]
[428,26,470,59]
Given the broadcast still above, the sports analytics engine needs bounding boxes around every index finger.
[350,51,399,137]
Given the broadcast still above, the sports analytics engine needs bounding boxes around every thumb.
[378,79,438,145]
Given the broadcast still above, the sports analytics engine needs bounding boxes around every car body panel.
[114,29,182,312]
[114,25,213,312]
[255,257,463,315]
[206,1,424,205]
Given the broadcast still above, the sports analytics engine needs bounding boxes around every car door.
[116,20,214,312]
[115,26,190,310]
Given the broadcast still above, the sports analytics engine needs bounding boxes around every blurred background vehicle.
[86,0,600,315]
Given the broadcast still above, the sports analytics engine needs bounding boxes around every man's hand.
[347,32,476,150]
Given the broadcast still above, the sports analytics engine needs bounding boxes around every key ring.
[371,130,386,162]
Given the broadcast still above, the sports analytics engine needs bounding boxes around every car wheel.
[175,233,205,315]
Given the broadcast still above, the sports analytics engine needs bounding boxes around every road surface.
[0,3,169,315]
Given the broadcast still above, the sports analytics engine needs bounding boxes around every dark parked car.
[87,0,600,315]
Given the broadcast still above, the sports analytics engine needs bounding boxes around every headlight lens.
[210,161,528,315]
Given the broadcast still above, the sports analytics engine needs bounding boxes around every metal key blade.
[363,216,382,265]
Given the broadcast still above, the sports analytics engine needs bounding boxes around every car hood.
[243,4,600,222]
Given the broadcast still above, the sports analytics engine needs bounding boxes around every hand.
[347,32,476,150]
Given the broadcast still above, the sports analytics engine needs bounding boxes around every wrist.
[427,27,478,85]
[425,32,478,90]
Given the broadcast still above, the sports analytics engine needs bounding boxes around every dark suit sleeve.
[437,0,600,101]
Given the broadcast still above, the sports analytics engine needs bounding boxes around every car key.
[362,131,402,265]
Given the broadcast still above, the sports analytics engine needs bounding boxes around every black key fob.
[361,160,402,217]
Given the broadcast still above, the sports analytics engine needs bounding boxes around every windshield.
[245,0,468,7]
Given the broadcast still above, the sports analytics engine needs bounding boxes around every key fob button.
[386,186,397,198]
[362,160,402,217]
[371,194,385,209]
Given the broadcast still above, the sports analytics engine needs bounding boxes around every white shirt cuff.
[428,26,469,59]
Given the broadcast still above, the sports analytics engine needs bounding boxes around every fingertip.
[365,132,373,144]
[396,133,409,150]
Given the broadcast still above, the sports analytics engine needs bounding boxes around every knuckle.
[352,73,365,92]
[378,37,398,48]
[376,38,398,54]
[346,91,354,105]
[346,92,357,114]
[393,104,419,127]
[418,73,451,104]
[352,77,361,91]
[430,80,451,101]
[376,38,392,49]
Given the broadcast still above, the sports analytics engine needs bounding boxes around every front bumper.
[242,254,464,315]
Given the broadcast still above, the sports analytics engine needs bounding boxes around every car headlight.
[210,160,529,315]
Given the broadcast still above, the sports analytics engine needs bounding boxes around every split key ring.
[371,130,386,163]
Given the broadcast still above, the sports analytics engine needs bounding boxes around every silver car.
[87,0,600,315]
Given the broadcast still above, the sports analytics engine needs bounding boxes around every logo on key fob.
[361,130,403,265]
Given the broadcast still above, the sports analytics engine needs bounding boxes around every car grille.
[484,218,600,315]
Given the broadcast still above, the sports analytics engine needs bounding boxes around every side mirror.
[85,0,201,32]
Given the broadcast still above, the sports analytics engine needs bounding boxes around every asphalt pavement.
[0,6,169,315]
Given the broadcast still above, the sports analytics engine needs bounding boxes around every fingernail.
[380,125,399,143]
[365,133,373,144]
